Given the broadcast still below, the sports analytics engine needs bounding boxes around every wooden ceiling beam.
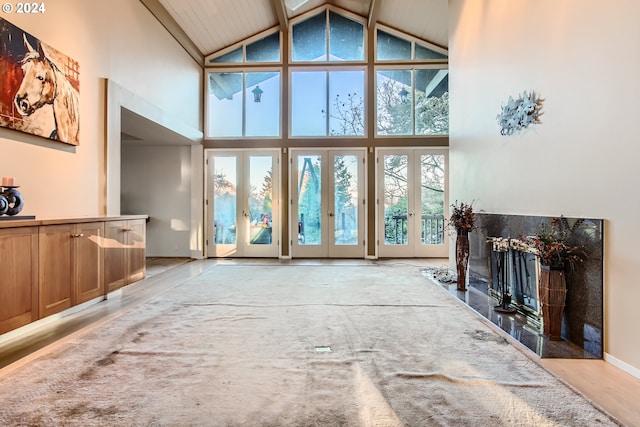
[140,0,204,65]
[368,0,380,29]
[271,0,289,32]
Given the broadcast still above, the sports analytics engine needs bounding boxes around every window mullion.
[325,9,330,61]
[411,69,416,136]
[325,71,330,136]
[242,72,247,136]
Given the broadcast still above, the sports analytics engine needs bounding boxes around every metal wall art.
[496,91,542,135]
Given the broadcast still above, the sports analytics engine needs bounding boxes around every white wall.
[0,0,202,218]
[449,0,640,376]
[121,144,192,257]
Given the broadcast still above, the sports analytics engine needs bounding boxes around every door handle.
[242,210,250,218]
[409,211,415,217]
[328,211,334,217]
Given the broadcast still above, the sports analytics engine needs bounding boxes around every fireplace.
[468,213,604,358]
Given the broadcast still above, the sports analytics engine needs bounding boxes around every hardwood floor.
[0,257,638,426]
[540,358,640,427]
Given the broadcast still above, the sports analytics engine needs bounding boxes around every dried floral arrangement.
[449,201,476,234]
[519,217,586,269]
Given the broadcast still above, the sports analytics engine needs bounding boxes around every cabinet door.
[74,222,104,304]
[39,224,73,318]
[0,227,38,334]
[104,220,127,292]
[126,219,146,284]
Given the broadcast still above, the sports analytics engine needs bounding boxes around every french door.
[290,149,365,258]
[205,149,280,257]
[377,148,448,258]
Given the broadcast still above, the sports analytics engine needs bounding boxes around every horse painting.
[13,34,80,145]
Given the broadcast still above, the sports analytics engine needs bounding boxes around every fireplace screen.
[489,245,539,317]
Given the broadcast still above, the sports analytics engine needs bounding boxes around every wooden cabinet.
[73,222,105,304]
[0,227,38,335]
[38,222,105,318]
[104,219,146,292]
[0,216,146,336]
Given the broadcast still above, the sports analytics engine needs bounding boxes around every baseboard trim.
[0,296,105,347]
[604,352,640,380]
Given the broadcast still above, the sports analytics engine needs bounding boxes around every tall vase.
[455,230,470,291]
[538,265,567,340]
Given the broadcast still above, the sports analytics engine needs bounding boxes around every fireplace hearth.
[468,213,604,358]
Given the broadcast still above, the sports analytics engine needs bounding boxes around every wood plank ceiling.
[144,0,448,61]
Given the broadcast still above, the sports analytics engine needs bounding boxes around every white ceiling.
[151,0,448,57]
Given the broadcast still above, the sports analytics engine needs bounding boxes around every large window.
[291,69,365,137]
[208,71,281,137]
[204,6,448,140]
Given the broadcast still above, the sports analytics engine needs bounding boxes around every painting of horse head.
[0,18,80,145]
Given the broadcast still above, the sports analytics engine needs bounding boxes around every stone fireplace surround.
[466,213,604,359]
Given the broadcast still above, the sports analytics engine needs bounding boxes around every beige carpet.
[0,263,621,426]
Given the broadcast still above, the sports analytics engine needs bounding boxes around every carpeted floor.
[0,263,621,426]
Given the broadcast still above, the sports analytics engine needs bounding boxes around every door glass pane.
[297,155,322,245]
[334,155,358,245]
[249,156,273,245]
[420,154,445,245]
[213,156,237,244]
[383,155,408,245]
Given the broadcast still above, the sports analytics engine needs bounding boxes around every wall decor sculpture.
[496,90,542,135]
[0,18,80,145]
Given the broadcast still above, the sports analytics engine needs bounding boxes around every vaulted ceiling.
[141,0,448,63]
[125,0,448,144]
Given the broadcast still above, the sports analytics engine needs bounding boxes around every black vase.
[1,187,24,216]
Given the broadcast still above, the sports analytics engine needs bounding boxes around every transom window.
[376,28,447,61]
[204,6,448,140]
[207,30,281,64]
[291,9,365,62]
